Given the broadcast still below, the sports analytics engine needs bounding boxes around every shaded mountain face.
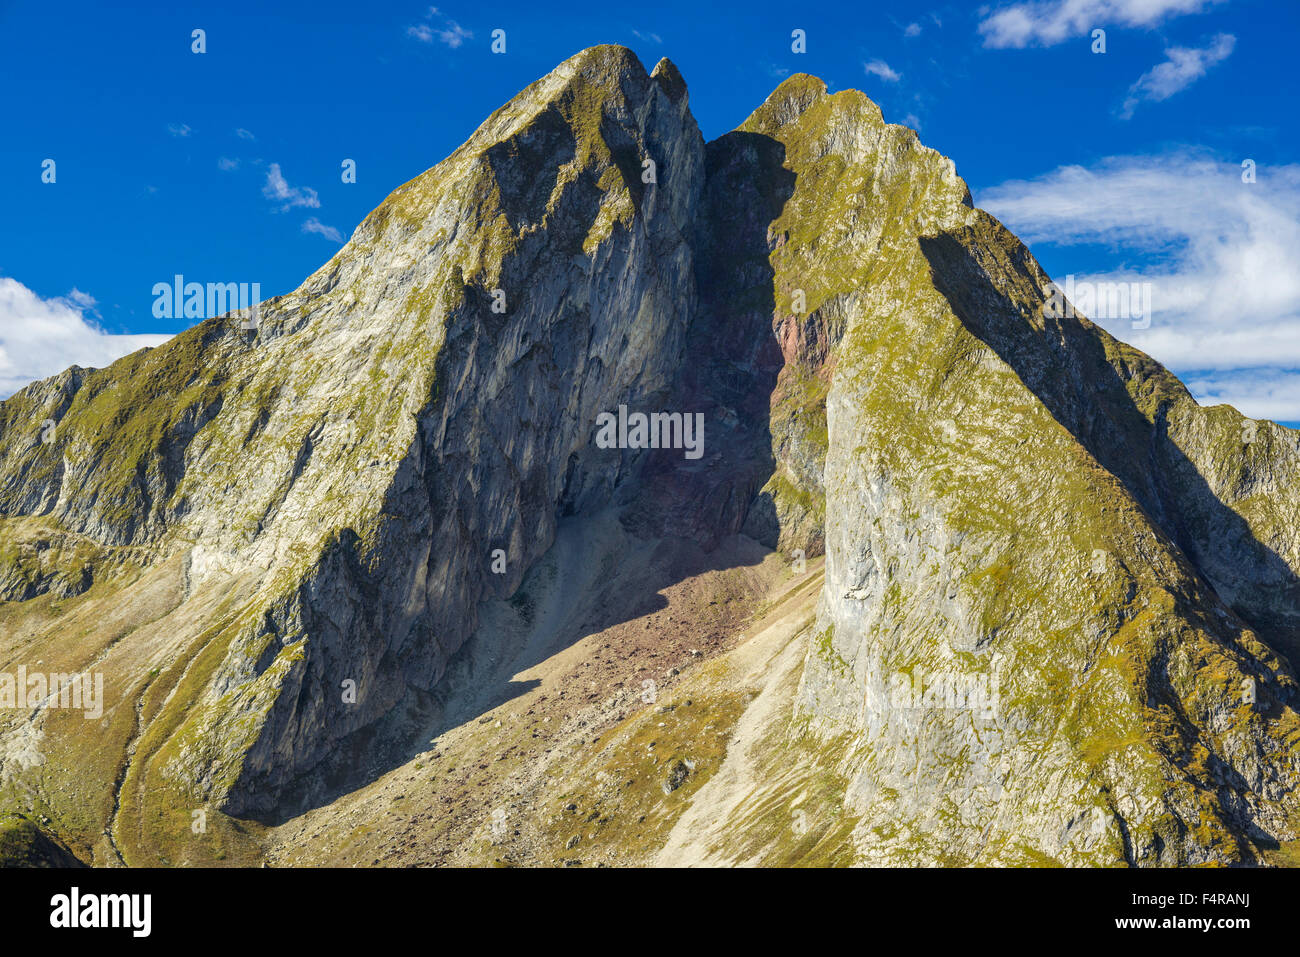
[1,46,1298,866]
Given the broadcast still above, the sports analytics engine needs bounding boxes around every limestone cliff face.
[1,48,1298,865]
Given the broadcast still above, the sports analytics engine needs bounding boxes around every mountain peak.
[746,72,830,128]
[650,56,688,103]
[554,43,646,85]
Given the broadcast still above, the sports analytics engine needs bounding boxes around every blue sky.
[2,0,1298,420]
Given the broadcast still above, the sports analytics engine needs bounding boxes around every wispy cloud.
[1120,33,1235,119]
[217,157,239,171]
[978,0,1221,49]
[979,151,1300,420]
[632,29,663,44]
[167,123,191,137]
[437,21,471,46]
[263,163,320,211]
[407,7,472,48]
[302,218,343,243]
[864,59,902,82]
[65,288,97,313]
[236,128,256,141]
[0,279,170,397]
[904,22,922,37]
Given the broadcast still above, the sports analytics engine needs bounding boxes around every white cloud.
[0,278,170,398]
[978,151,1300,420]
[1120,33,1235,119]
[167,123,192,137]
[1183,369,1300,423]
[864,59,902,82]
[978,0,1221,49]
[407,9,472,47]
[632,30,664,44]
[302,218,344,243]
[904,22,922,37]
[436,21,471,47]
[235,128,256,141]
[65,288,97,312]
[217,157,239,171]
[263,163,320,211]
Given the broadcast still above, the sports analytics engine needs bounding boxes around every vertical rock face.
[1,47,1299,864]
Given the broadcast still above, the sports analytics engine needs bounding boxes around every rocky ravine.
[0,45,1298,866]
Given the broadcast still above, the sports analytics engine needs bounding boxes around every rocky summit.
[1,45,1298,867]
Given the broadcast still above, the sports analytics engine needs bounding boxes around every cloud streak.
[407,8,473,48]
[864,59,902,82]
[302,218,344,243]
[1120,33,1235,119]
[263,163,320,211]
[979,0,1221,49]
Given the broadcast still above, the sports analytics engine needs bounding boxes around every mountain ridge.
[1,44,1298,867]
